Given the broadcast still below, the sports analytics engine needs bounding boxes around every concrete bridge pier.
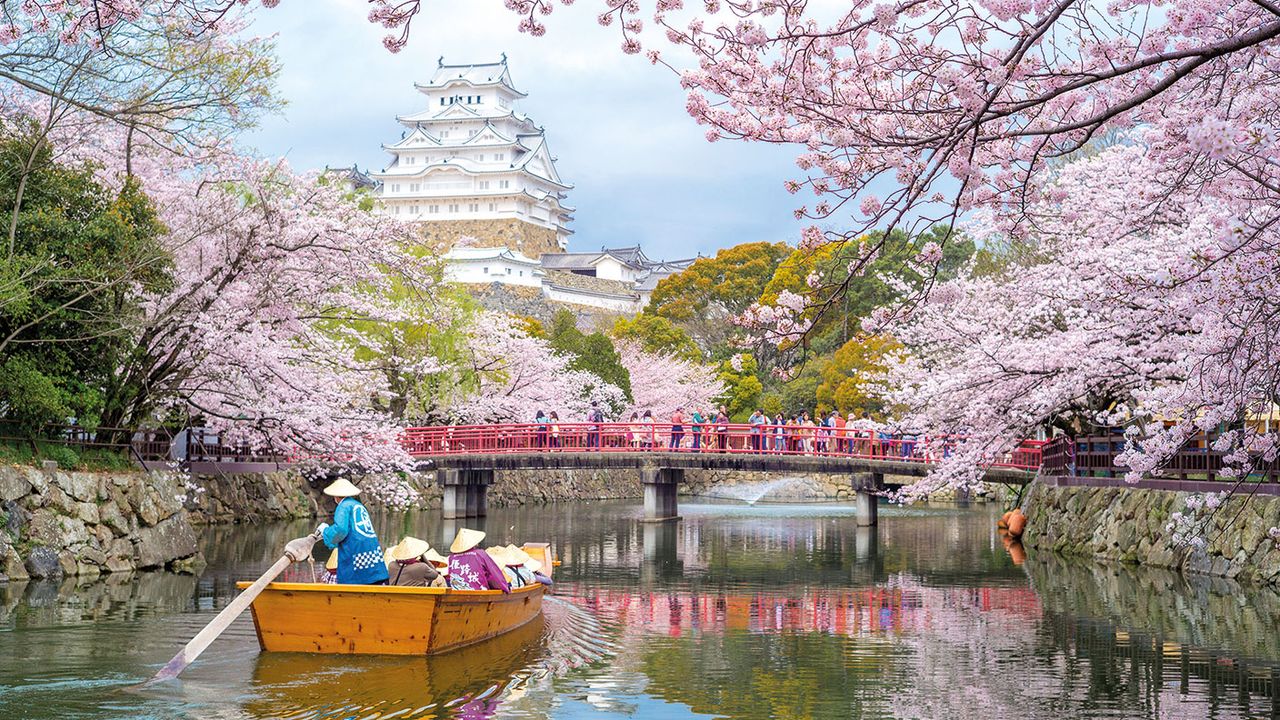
[852,472,883,527]
[440,468,494,520]
[642,467,682,522]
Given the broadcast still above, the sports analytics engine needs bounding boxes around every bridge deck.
[414,451,1036,485]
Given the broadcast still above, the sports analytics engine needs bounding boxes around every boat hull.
[238,581,544,656]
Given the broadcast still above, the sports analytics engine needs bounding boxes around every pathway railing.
[399,422,1047,470]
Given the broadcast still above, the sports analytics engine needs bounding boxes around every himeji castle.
[372,56,572,257]
[359,57,696,313]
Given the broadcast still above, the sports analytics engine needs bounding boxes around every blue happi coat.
[321,497,389,585]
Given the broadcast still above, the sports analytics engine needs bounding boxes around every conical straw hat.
[325,549,338,571]
[449,527,485,554]
[505,544,533,564]
[486,546,512,565]
[391,536,431,562]
[322,478,361,497]
[425,548,448,566]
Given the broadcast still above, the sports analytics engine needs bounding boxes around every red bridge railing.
[400,422,1045,471]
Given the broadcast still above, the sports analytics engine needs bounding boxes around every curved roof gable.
[416,56,527,98]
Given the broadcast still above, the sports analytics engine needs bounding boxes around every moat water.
[1,499,1278,719]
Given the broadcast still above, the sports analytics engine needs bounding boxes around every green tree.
[761,226,976,352]
[611,313,701,360]
[647,241,791,353]
[716,353,763,420]
[0,121,170,433]
[814,335,899,419]
[547,309,632,404]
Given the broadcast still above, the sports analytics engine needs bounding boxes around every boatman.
[316,478,389,586]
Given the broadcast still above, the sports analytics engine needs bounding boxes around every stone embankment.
[1022,480,1280,586]
[0,465,200,583]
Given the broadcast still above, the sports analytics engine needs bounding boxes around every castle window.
[429,204,439,214]
[449,203,459,213]
[483,267,489,274]
[506,268,512,275]
[496,153,506,161]
[488,203,496,211]
[478,180,490,190]
[391,184,400,192]
[468,203,479,212]
[499,180,510,189]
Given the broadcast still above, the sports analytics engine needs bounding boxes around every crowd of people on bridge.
[524,403,917,458]
[314,479,551,590]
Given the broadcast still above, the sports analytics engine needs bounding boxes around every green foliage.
[716,354,763,420]
[0,120,171,433]
[814,335,900,418]
[611,314,701,360]
[547,309,632,403]
[40,444,79,469]
[646,241,790,353]
[761,393,783,417]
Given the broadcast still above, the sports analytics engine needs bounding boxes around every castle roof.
[416,56,527,98]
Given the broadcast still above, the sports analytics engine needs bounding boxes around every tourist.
[833,411,848,454]
[318,549,338,584]
[587,400,604,449]
[388,536,442,587]
[627,411,642,448]
[748,408,766,452]
[487,546,523,587]
[690,408,705,451]
[447,528,511,592]
[317,477,389,586]
[535,410,549,448]
[715,406,729,451]
[548,411,561,450]
[670,406,685,450]
[641,409,656,447]
[773,413,786,453]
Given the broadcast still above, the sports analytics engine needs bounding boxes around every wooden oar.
[144,531,320,686]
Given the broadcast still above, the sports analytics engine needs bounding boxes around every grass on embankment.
[0,440,136,472]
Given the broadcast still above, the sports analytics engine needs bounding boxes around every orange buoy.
[998,510,1013,529]
[1006,509,1027,538]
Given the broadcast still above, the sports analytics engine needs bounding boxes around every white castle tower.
[371,56,573,255]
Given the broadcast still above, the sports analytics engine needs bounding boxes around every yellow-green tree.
[646,241,790,353]
[611,313,701,360]
[814,335,901,419]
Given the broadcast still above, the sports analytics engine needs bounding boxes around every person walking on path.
[715,406,730,452]
[690,408,705,451]
[548,411,562,450]
[833,411,848,454]
[670,407,685,450]
[317,478,389,586]
[535,410,549,449]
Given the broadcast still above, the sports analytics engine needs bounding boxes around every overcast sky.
[241,0,808,260]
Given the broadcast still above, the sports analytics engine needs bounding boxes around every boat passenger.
[487,546,523,588]
[424,548,449,588]
[317,549,338,584]
[504,544,553,588]
[316,478,389,586]
[388,536,442,588]
[447,528,511,593]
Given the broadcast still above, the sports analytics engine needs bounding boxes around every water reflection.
[0,500,1278,719]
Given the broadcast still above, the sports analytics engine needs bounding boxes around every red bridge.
[401,422,1044,523]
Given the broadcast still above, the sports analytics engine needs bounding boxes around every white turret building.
[357,57,697,315]
[372,56,573,256]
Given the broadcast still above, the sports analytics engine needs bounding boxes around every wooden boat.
[239,544,554,656]
[245,615,546,717]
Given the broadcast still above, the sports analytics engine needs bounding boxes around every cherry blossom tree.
[448,312,628,423]
[881,144,1280,499]
[617,340,725,418]
[1,97,434,468]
